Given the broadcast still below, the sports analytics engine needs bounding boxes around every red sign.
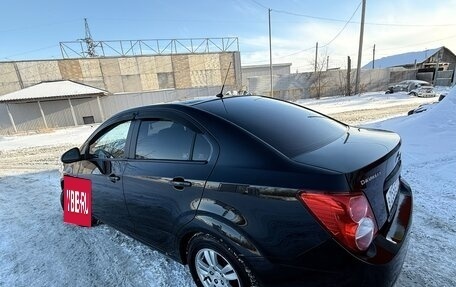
[63,175,92,227]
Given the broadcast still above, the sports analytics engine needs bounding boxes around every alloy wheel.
[195,248,241,287]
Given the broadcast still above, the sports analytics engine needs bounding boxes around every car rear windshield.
[195,96,347,157]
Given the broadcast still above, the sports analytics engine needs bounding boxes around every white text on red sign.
[66,190,89,215]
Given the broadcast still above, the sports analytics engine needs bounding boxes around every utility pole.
[434,50,441,85]
[268,8,273,97]
[372,44,376,69]
[326,56,329,71]
[355,0,366,95]
[347,56,352,96]
[314,42,319,73]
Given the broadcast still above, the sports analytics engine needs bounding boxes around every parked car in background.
[385,80,432,94]
[438,92,448,101]
[408,85,437,98]
[407,103,435,115]
[60,95,413,287]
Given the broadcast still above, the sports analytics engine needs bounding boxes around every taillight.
[298,192,378,252]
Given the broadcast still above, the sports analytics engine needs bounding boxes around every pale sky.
[1,0,456,72]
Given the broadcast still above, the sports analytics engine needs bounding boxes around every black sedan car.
[61,95,412,287]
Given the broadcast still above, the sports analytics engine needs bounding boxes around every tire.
[409,92,418,97]
[60,190,64,210]
[187,233,259,287]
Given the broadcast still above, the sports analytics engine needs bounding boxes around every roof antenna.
[216,61,232,99]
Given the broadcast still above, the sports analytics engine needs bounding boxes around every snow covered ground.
[298,91,437,115]
[0,91,455,286]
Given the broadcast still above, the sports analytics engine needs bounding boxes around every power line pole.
[268,8,273,97]
[355,0,366,95]
[82,18,97,57]
[347,56,352,96]
[314,42,319,73]
[434,49,441,85]
[372,44,376,69]
[326,56,329,71]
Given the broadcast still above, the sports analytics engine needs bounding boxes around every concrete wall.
[0,52,241,96]
[241,63,291,88]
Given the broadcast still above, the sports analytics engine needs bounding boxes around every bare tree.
[307,54,331,98]
[337,69,356,96]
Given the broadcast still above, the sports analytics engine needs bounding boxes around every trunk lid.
[293,127,402,228]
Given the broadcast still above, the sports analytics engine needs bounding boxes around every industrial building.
[0,38,242,134]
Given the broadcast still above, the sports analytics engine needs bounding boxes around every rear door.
[123,112,217,252]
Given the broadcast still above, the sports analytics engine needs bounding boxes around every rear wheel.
[60,190,64,209]
[187,234,258,287]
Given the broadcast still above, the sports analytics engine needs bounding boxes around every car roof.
[105,95,250,125]
[178,95,253,106]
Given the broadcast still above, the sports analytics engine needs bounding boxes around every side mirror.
[61,147,82,163]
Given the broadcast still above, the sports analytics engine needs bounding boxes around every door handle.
[171,181,192,187]
[170,177,192,190]
[108,174,121,183]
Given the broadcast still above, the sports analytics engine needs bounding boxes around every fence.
[247,67,454,100]
[0,86,222,135]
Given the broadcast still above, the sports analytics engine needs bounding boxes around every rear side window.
[192,134,212,161]
[135,120,213,161]
[197,97,347,157]
[135,120,196,160]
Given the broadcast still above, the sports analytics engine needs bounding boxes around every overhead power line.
[319,2,361,49]
[273,1,361,60]
[3,44,59,59]
[248,0,456,27]
[248,0,269,10]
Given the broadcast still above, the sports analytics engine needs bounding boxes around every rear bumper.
[245,178,413,287]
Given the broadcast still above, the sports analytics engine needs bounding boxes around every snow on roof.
[363,47,441,69]
[0,80,108,103]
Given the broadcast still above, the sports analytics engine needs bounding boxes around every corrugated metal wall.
[101,86,221,119]
[7,102,46,132]
[41,100,75,128]
[0,104,15,134]
[72,98,102,125]
[0,86,222,135]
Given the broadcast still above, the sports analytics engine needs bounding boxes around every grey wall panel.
[7,102,45,132]
[71,98,102,125]
[100,94,136,119]
[40,100,75,128]
[0,86,222,134]
[0,104,15,134]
